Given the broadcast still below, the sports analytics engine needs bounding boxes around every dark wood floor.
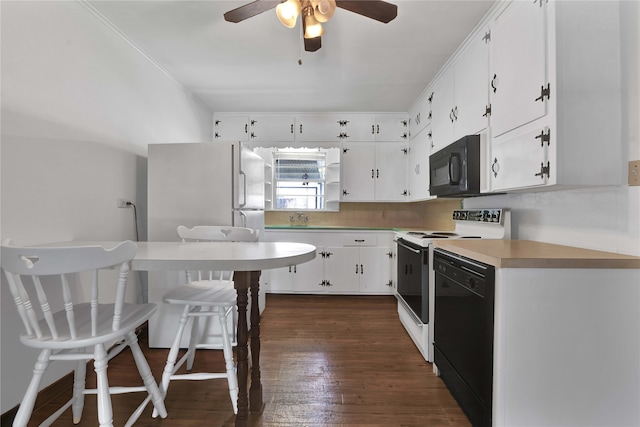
[27,294,469,426]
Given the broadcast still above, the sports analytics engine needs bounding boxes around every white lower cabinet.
[323,246,393,293]
[267,250,325,292]
[263,230,393,295]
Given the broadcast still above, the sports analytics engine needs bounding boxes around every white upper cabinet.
[429,27,490,153]
[341,143,408,202]
[373,114,409,142]
[407,130,432,201]
[487,1,623,192]
[248,114,295,142]
[453,27,491,139]
[489,1,547,138]
[213,114,249,141]
[295,113,344,142]
[428,71,455,153]
[340,114,375,142]
[408,93,431,139]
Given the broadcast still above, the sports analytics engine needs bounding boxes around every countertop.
[265,225,403,231]
[434,239,640,269]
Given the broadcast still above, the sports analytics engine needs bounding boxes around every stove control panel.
[453,209,503,224]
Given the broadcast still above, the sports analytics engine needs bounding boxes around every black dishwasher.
[433,248,495,427]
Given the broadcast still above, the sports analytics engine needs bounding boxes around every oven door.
[396,238,429,323]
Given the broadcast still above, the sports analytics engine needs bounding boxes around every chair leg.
[219,308,238,414]
[125,331,167,426]
[71,358,87,423]
[186,308,201,370]
[151,304,191,418]
[13,349,51,427]
[93,344,114,427]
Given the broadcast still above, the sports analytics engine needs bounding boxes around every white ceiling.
[87,0,495,114]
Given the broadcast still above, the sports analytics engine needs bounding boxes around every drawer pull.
[354,239,365,242]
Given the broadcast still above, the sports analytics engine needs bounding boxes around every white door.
[266,266,295,292]
[408,133,431,201]
[454,27,490,139]
[295,114,342,142]
[341,144,376,201]
[375,143,407,201]
[490,1,547,137]
[249,114,295,142]
[490,125,548,191]
[375,114,409,142]
[429,71,456,153]
[324,247,360,293]
[359,247,393,294]
[213,114,249,141]
[293,249,326,293]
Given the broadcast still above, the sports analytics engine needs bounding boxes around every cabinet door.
[408,132,431,201]
[295,114,343,142]
[249,115,295,142]
[213,115,249,141]
[429,71,456,153]
[342,114,375,142]
[292,249,326,293]
[266,266,295,292]
[359,247,393,294]
[490,125,548,191]
[324,247,361,293]
[454,28,490,139]
[490,1,547,137]
[341,144,376,201]
[375,114,409,142]
[409,94,431,139]
[375,143,408,201]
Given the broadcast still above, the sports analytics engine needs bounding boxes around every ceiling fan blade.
[335,0,398,23]
[224,0,282,23]
[304,36,322,52]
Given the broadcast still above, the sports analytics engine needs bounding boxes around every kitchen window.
[274,152,327,210]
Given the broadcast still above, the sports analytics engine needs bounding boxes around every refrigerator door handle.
[239,171,247,207]
[238,210,247,228]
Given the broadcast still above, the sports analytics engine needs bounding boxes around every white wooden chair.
[146,225,259,418]
[0,239,167,427]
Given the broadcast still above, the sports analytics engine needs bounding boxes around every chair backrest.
[176,226,259,283]
[0,239,138,341]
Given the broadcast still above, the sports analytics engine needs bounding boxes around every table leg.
[249,270,263,412]
[234,272,250,427]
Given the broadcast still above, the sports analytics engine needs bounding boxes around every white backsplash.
[463,186,640,256]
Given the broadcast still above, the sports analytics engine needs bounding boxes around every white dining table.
[135,241,316,426]
[36,240,316,427]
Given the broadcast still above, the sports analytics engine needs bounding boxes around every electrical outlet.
[117,199,133,208]
[629,160,640,186]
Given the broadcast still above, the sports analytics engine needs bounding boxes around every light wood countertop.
[433,239,640,269]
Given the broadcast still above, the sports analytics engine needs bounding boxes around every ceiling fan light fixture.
[303,6,324,38]
[276,0,302,28]
[312,0,335,23]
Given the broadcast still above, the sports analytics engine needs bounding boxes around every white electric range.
[394,209,511,362]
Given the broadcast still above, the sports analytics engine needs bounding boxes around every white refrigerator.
[146,142,265,348]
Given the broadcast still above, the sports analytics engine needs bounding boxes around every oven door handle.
[395,239,422,254]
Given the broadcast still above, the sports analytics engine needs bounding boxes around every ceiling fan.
[224,0,398,52]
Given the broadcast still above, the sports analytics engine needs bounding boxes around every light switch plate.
[629,160,640,186]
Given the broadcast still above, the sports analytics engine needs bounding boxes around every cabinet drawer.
[340,234,378,247]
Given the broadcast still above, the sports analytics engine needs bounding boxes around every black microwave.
[429,135,481,197]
